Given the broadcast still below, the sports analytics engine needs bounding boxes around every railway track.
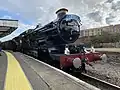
[39,57,120,90]
[73,73,120,90]
[52,62,120,90]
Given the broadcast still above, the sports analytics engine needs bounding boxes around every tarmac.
[0,51,7,90]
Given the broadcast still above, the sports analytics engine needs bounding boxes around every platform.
[0,51,100,90]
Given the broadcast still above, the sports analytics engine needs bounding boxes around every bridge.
[0,19,18,38]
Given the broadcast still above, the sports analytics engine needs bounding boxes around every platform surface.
[87,48,120,52]
[0,51,100,90]
[0,52,7,90]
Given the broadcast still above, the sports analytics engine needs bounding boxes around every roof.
[0,19,18,38]
[0,19,18,21]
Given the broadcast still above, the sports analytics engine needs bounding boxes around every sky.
[0,0,120,42]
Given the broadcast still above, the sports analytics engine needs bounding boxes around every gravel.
[86,53,120,86]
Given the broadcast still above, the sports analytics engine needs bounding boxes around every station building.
[76,24,120,44]
[0,19,18,38]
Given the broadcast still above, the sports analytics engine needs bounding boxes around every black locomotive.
[1,8,86,71]
[14,8,81,59]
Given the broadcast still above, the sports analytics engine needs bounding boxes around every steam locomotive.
[1,8,107,72]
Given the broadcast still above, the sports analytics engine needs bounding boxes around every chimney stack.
[56,8,68,19]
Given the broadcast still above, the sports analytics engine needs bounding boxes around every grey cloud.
[59,0,104,14]
[84,0,104,8]
[106,15,115,24]
[87,11,102,22]
[1,0,107,40]
[106,18,113,24]
[0,0,60,23]
[105,0,114,3]
[111,1,120,11]
[1,0,120,30]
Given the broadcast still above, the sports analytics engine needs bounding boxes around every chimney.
[56,8,68,19]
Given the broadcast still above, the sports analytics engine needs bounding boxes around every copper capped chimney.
[56,8,68,19]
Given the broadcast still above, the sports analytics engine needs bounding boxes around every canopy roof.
[0,19,18,38]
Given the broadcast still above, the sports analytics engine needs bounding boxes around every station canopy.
[0,19,18,38]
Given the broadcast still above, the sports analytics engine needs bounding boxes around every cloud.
[0,0,105,27]
[0,0,60,24]
[87,11,102,22]
[85,0,120,27]
[0,15,12,19]
[105,0,114,3]
[0,0,120,33]
[111,1,120,11]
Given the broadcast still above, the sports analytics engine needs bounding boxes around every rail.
[73,73,120,90]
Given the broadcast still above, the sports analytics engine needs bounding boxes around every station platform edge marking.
[4,51,33,90]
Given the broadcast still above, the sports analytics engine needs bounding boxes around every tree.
[89,31,120,47]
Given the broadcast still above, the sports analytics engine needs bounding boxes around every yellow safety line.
[4,51,33,90]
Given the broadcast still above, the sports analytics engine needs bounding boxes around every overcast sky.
[0,0,120,42]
